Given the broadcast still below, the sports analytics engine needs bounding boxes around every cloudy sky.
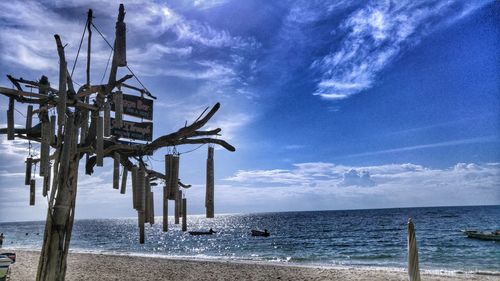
[0,0,498,221]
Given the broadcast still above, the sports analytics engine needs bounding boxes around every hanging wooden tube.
[149,191,155,225]
[25,157,32,186]
[137,168,145,212]
[26,105,33,134]
[144,178,151,223]
[39,121,50,177]
[103,101,111,137]
[49,115,56,145]
[182,198,187,232]
[115,6,127,67]
[175,190,181,224]
[7,97,14,140]
[29,179,36,206]
[120,166,128,194]
[56,37,67,127]
[43,167,51,197]
[131,166,138,210]
[206,146,215,218]
[168,155,180,200]
[138,211,145,244]
[165,154,174,199]
[96,116,103,167]
[113,152,120,189]
[114,91,123,128]
[80,112,88,144]
[163,185,168,232]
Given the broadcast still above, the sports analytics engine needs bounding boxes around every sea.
[1,205,499,274]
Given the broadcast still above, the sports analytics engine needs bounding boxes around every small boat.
[251,229,270,237]
[189,229,216,236]
[0,252,16,264]
[462,230,500,241]
[0,254,12,280]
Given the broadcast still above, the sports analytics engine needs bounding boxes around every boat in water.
[0,253,16,264]
[189,229,216,236]
[0,254,13,281]
[462,230,500,241]
[251,229,270,237]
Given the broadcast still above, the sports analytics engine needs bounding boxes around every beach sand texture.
[7,250,499,281]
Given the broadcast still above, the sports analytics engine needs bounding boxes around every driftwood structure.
[0,5,234,281]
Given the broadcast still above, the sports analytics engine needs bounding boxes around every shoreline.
[6,249,500,281]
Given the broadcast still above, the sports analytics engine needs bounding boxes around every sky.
[0,0,498,222]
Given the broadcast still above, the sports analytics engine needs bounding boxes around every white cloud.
[312,0,490,99]
[224,161,500,209]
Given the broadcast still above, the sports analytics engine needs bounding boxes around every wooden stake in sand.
[120,166,127,194]
[182,198,187,231]
[206,146,214,218]
[25,157,32,186]
[29,179,36,206]
[113,152,120,189]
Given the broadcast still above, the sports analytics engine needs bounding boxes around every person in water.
[0,233,4,248]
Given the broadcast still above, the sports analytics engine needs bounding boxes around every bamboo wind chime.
[206,146,215,218]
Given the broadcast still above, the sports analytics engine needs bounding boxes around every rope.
[100,49,113,84]
[179,143,205,155]
[71,17,88,78]
[91,22,153,98]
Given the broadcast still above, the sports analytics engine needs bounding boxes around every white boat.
[0,254,12,281]
[463,230,500,241]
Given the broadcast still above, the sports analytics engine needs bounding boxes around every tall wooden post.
[206,146,214,218]
[7,97,14,140]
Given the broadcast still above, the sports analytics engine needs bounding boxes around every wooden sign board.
[111,118,153,141]
[111,93,153,120]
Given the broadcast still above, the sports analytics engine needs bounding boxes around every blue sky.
[0,0,498,221]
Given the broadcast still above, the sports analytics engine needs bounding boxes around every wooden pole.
[96,116,103,166]
[26,105,33,133]
[115,5,127,67]
[7,97,14,140]
[25,157,32,186]
[113,152,120,189]
[55,35,67,127]
[163,185,168,232]
[30,179,36,205]
[206,146,214,218]
[120,166,127,194]
[182,198,187,231]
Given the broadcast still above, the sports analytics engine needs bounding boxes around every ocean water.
[0,205,499,273]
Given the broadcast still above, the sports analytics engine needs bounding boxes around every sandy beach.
[5,249,498,281]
